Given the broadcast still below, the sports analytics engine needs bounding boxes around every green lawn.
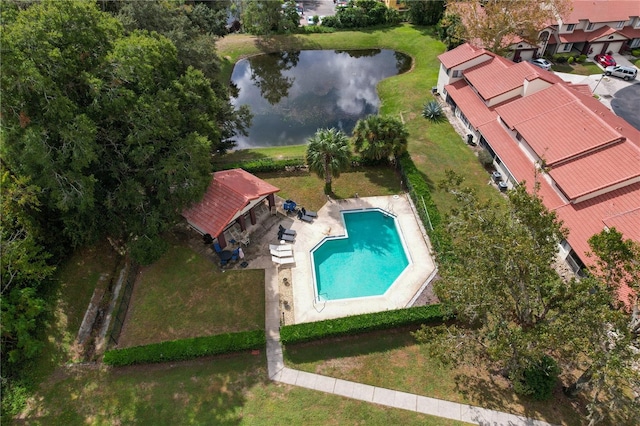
[551,62,602,75]
[257,167,403,211]
[117,233,265,348]
[284,329,587,426]
[18,353,466,425]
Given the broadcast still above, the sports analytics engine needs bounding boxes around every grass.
[117,233,265,348]
[284,328,588,426]
[257,166,403,211]
[216,24,499,213]
[551,61,602,75]
[18,353,466,425]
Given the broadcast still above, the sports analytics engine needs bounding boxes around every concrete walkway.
[263,270,557,426]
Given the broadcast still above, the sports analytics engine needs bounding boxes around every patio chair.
[270,248,293,258]
[272,255,296,265]
[278,224,296,236]
[297,210,313,223]
[277,231,295,242]
[213,242,223,254]
[301,207,317,218]
[269,244,293,252]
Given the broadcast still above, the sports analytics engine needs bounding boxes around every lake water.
[230,49,412,149]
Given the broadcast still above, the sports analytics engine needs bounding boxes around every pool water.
[312,210,409,300]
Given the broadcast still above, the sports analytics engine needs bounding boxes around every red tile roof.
[444,80,498,129]
[619,25,640,39]
[549,141,640,200]
[554,182,640,264]
[559,27,624,43]
[182,169,279,237]
[477,120,567,210]
[495,84,624,165]
[437,43,492,69]
[464,59,563,101]
[563,0,640,24]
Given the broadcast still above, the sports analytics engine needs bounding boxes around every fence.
[108,261,139,346]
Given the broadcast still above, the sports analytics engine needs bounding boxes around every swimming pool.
[311,209,409,301]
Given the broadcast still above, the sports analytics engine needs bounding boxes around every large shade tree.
[414,173,624,408]
[446,0,570,55]
[306,128,351,195]
[0,0,226,260]
[352,115,408,164]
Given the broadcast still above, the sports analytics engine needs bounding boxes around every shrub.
[567,56,574,64]
[511,355,561,401]
[280,305,445,344]
[103,330,266,366]
[553,55,568,63]
[577,54,587,63]
[477,149,494,168]
[213,157,304,173]
[129,235,168,266]
[631,49,640,57]
[422,100,445,122]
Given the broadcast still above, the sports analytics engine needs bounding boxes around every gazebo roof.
[182,168,280,237]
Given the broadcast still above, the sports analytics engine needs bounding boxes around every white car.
[530,58,552,71]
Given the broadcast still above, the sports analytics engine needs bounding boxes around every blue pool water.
[312,210,409,300]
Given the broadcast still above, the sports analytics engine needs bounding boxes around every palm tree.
[352,115,408,163]
[306,128,351,195]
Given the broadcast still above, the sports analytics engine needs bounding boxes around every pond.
[230,49,412,149]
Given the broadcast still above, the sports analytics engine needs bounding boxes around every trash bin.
[431,86,438,94]
[466,134,476,146]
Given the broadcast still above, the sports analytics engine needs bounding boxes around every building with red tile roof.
[437,42,640,304]
[182,169,279,247]
[539,0,640,57]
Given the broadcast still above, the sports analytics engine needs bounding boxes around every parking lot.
[298,0,336,25]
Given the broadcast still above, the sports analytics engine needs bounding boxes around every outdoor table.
[219,250,233,261]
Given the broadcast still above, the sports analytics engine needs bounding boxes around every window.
[566,24,575,31]
[616,21,625,29]
[587,23,595,30]
[452,69,463,78]
[562,43,572,52]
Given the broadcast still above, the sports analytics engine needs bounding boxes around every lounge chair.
[272,255,296,265]
[213,243,223,253]
[301,207,317,218]
[279,224,296,236]
[297,210,313,223]
[269,244,293,252]
[277,231,295,242]
[270,248,293,257]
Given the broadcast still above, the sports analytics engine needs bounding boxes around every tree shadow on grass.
[254,34,323,54]
[284,326,421,365]
[452,371,587,426]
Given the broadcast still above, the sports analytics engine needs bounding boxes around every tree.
[306,128,351,195]
[560,229,640,425]
[242,0,290,35]
[352,115,408,163]
[406,0,445,26]
[0,172,55,370]
[414,173,621,404]
[1,1,218,260]
[436,12,465,50]
[446,0,570,54]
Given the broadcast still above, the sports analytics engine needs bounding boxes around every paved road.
[611,83,640,131]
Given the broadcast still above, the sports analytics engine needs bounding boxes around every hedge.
[103,330,266,366]
[397,152,441,230]
[280,304,445,344]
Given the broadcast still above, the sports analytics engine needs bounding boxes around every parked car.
[595,54,616,67]
[530,58,552,71]
[604,65,638,81]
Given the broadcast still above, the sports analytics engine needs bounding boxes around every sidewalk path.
[263,269,557,426]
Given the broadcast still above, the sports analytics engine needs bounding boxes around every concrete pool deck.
[286,194,436,324]
[225,193,557,425]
